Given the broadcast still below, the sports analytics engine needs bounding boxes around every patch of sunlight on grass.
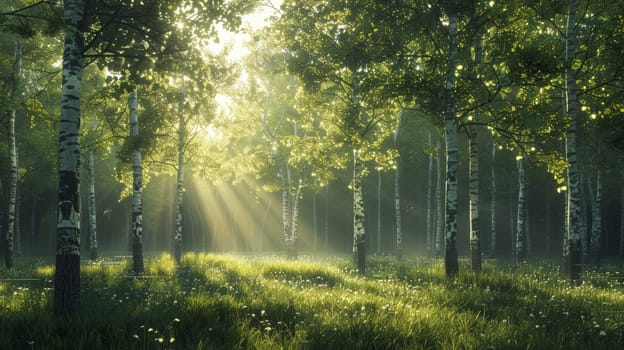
[33,265,54,278]
[149,252,177,276]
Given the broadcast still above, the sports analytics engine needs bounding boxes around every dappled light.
[1,0,624,347]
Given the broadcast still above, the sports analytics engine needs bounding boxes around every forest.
[1,0,624,348]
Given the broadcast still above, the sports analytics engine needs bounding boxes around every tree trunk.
[589,170,602,267]
[5,41,21,269]
[353,149,366,274]
[490,144,497,256]
[426,131,433,256]
[469,125,481,272]
[55,0,86,315]
[289,179,302,259]
[444,13,459,277]
[394,116,402,259]
[565,0,582,285]
[516,156,526,263]
[174,80,186,264]
[580,175,588,260]
[377,170,382,254]
[525,170,531,257]
[434,139,444,256]
[620,160,624,257]
[88,117,98,261]
[324,186,329,251]
[129,89,144,274]
[313,189,318,252]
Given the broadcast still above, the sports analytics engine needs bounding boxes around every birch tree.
[394,114,402,259]
[129,89,144,274]
[469,123,481,271]
[588,170,602,266]
[516,155,526,263]
[443,12,460,277]
[55,0,86,315]
[425,131,433,257]
[564,0,582,284]
[4,41,20,269]
[490,143,496,256]
[87,117,97,261]
[173,80,185,264]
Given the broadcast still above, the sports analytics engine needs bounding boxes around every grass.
[1,253,624,349]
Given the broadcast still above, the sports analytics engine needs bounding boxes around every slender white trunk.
[353,149,366,274]
[5,41,21,268]
[130,89,144,274]
[444,13,459,276]
[580,175,588,258]
[565,0,582,284]
[313,189,317,252]
[88,117,97,261]
[290,179,302,259]
[377,170,382,254]
[516,157,526,263]
[394,116,402,259]
[55,0,86,315]
[434,139,444,256]
[469,125,481,271]
[590,169,602,266]
[490,144,497,255]
[426,132,433,256]
[174,80,186,263]
[620,160,624,256]
[525,171,531,257]
[324,186,329,251]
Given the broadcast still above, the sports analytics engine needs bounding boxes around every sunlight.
[189,176,285,252]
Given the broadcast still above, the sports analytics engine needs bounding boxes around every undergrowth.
[1,253,623,349]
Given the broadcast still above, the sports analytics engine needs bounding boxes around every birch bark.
[394,115,402,259]
[55,0,86,315]
[130,89,144,274]
[565,0,582,284]
[444,13,459,277]
[469,125,481,271]
[174,80,186,264]
[88,117,97,261]
[490,144,497,256]
[5,41,21,269]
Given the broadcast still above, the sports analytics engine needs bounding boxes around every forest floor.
[1,252,624,349]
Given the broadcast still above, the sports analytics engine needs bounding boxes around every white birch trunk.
[130,89,144,274]
[174,80,186,263]
[290,179,302,259]
[5,41,20,269]
[434,139,444,256]
[55,0,86,315]
[324,186,329,251]
[444,13,459,276]
[565,0,582,284]
[313,189,318,252]
[353,148,366,274]
[590,170,602,266]
[516,156,526,263]
[620,160,624,256]
[377,170,382,254]
[490,144,497,256]
[580,175,588,258]
[394,116,402,259]
[88,117,97,261]
[525,171,531,257]
[426,131,433,256]
[469,125,481,271]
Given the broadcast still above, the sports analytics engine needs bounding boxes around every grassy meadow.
[1,253,624,349]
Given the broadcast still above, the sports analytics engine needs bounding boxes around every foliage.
[1,254,624,349]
